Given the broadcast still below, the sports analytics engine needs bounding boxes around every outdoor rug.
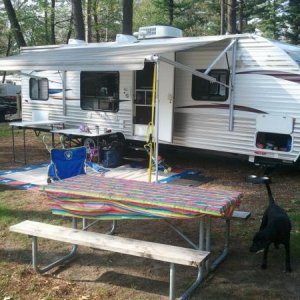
[0,162,48,190]
[0,162,211,191]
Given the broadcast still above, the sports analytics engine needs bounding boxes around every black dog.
[249,176,292,272]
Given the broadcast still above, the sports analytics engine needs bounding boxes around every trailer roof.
[0,34,244,72]
[270,39,300,66]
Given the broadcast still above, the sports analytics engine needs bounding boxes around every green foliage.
[133,0,165,30]
[253,0,287,39]
[95,0,122,42]
[1,0,300,53]
[285,0,300,45]
[134,0,221,36]
[16,0,72,46]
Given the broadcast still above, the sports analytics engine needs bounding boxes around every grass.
[0,185,69,232]
[289,193,300,258]
[0,188,29,226]
[290,211,300,257]
[0,123,11,138]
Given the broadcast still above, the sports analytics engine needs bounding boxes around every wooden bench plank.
[10,220,209,267]
[232,211,251,220]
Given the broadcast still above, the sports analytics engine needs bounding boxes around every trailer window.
[80,71,119,112]
[192,69,229,101]
[29,78,49,100]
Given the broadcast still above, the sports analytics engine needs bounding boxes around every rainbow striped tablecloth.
[43,174,242,220]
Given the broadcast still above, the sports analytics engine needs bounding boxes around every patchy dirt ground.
[0,124,299,300]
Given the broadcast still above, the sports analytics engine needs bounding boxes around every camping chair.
[47,146,87,182]
[47,146,117,235]
[42,134,65,153]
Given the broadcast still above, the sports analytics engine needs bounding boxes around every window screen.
[192,69,229,101]
[80,72,119,112]
[30,78,49,100]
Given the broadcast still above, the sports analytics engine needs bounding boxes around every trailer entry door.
[158,52,175,142]
[134,53,175,142]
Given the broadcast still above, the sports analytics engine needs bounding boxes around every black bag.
[101,141,123,168]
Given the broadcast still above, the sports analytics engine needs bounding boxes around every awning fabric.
[0,35,234,71]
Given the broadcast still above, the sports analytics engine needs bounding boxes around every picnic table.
[10,120,64,164]
[44,174,242,291]
[50,127,122,163]
[12,174,243,299]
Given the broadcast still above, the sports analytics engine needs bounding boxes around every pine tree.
[286,0,300,44]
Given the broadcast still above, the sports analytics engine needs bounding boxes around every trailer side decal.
[176,104,266,114]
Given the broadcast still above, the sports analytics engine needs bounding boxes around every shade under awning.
[0,35,235,72]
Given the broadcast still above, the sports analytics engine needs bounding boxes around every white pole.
[229,39,238,131]
[155,61,160,183]
[62,71,67,116]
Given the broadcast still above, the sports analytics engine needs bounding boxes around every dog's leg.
[261,243,270,269]
[285,242,292,272]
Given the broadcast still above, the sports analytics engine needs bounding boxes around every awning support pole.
[228,39,238,131]
[155,61,160,183]
[204,39,237,75]
[149,55,229,89]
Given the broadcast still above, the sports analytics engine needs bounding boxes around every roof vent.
[116,34,138,44]
[134,26,183,39]
[68,39,86,45]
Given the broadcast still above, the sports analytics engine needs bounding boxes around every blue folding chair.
[47,145,117,234]
[47,146,87,182]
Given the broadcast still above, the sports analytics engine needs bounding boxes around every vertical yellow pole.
[148,63,157,183]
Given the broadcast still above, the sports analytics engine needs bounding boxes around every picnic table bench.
[10,220,210,300]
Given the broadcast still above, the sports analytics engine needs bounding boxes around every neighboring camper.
[0,81,21,121]
[0,26,300,165]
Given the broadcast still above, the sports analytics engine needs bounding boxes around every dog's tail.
[265,182,275,205]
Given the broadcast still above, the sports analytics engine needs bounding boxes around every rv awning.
[0,35,237,71]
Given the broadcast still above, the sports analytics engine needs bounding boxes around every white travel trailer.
[1,26,300,165]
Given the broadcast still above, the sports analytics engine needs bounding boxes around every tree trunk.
[3,0,26,47]
[66,13,74,43]
[50,0,56,44]
[122,0,133,35]
[44,0,49,44]
[237,0,244,33]
[86,0,92,42]
[168,0,174,26]
[71,0,85,41]
[220,0,225,34]
[2,34,12,83]
[93,0,100,42]
[227,0,237,34]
